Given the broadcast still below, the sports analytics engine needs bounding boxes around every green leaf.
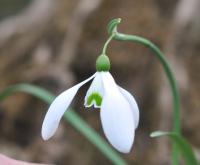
[150,131,198,165]
[0,83,127,165]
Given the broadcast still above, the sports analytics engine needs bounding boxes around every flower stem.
[107,19,181,165]
[114,33,181,134]
[102,33,115,55]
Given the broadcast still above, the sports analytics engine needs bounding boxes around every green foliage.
[151,131,198,165]
[0,83,127,165]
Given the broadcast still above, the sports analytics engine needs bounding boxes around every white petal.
[42,73,96,140]
[84,72,104,108]
[100,72,135,153]
[118,87,139,129]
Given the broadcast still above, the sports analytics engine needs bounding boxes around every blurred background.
[0,0,199,164]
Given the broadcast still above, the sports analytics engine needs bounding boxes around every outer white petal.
[118,87,139,129]
[84,72,104,108]
[100,72,135,153]
[42,73,96,140]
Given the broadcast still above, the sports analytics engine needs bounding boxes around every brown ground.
[0,0,199,164]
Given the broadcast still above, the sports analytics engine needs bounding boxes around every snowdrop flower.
[41,54,139,153]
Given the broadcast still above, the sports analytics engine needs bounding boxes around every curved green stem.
[102,33,115,54]
[114,33,181,134]
[107,19,181,165]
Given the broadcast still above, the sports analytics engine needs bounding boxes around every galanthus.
[41,53,139,153]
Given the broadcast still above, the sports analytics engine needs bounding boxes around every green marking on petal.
[87,92,102,107]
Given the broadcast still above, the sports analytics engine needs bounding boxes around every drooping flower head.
[42,46,139,154]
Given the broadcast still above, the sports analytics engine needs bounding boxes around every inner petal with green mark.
[86,92,102,108]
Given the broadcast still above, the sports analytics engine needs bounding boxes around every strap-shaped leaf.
[150,131,198,165]
[0,83,127,165]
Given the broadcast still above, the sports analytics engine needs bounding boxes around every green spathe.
[96,54,111,71]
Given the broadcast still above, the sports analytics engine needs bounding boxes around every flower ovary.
[96,54,110,71]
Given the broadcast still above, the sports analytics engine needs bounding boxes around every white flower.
[41,71,139,153]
